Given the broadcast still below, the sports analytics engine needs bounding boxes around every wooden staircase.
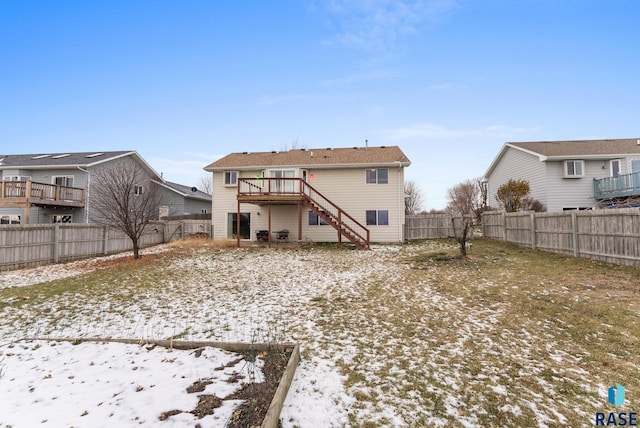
[300,182,370,249]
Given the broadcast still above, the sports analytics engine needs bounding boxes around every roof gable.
[204,146,411,170]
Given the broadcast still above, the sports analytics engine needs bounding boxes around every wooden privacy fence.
[405,214,473,240]
[0,219,212,272]
[482,209,640,267]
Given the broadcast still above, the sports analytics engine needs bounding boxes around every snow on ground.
[0,339,252,427]
[0,240,635,426]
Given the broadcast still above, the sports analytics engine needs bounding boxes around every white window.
[3,176,31,181]
[308,211,329,226]
[366,210,389,225]
[564,160,584,178]
[224,171,238,186]
[134,185,144,195]
[366,168,389,184]
[610,159,621,177]
[0,215,21,224]
[53,176,74,186]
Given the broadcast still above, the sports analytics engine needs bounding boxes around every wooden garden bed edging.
[25,337,300,428]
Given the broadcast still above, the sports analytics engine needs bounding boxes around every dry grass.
[1,237,639,426]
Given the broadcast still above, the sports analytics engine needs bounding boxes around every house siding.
[486,147,547,210]
[210,166,406,243]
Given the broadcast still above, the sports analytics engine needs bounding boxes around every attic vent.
[85,152,105,158]
[51,154,71,159]
[32,154,51,159]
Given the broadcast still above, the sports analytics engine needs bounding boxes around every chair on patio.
[276,229,289,243]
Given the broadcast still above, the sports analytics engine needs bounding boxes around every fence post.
[103,225,109,256]
[502,212,507,241]
[530,212,536,249]
[53,224,60,263]
[571,212,579,257]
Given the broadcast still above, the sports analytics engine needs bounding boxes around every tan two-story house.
[204,146,411,247]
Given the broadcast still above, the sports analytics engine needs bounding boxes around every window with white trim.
[308,211,329,226]
[564,160,584,178]
[53,176,74,186]
[0,215,21,224]
[366,210,389,225]
[365,168,389,184]
[224,171,238,186]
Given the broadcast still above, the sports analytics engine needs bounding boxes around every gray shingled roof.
[0,151,133,168]
[509,139,640,157]
[204,146,411,170]
[161,181,212,200]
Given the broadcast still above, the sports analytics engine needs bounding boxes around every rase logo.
[595,384,637,426]
[609,384,626,408]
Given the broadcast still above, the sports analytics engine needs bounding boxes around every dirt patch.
[159,348,292,426]
[225,349,293,428]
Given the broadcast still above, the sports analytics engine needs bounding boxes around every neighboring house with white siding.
[0,151,211,224]
[483,139,640,212]
[203,146,411,246]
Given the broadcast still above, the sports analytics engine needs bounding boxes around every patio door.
[269,169,295,193]
[227,212,251,239]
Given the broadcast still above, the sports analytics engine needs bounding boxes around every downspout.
[396,161,403,242]
[77,166,90,223]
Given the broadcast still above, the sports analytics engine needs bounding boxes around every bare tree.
[198,173,212,195]
[404,180,425,214]
[446,179,481,257]
[91,158,164,259]
[446,179,481,218]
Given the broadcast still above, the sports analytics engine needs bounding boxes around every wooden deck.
[0,180,85,209]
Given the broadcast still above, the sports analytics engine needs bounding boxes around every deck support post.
[236,200,241,248]
[268,203,272,249]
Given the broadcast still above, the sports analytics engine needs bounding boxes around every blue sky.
[1,0,639,209]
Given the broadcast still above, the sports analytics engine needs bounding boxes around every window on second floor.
[134,185,144,195]
[564,160,584,178]
[53,176,74,187]
[224,171,238,186]
[365,168,388,184]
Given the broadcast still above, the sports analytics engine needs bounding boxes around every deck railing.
[0,180,85,206]
[238,178,370,247]
[593,172,640,200]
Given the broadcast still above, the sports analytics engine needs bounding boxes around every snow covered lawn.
[1,238,639,427]
[1,339,258,427]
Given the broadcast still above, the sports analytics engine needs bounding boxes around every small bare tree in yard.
[446,179,479,257]
[92,159,164,259]
[404,180,425,214]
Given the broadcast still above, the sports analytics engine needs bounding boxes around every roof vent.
[353,147,358,149]
[381,145,386,148]
[300,148,306,151]
[242,151,248,154]
[271,150,276,153]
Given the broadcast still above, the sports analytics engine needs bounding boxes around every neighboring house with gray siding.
[0,151,211,224]
[204,145,411,246]
[484,139,640,212]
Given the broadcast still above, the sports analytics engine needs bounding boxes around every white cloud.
[380,123,538,140]
[314,0,459,51]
